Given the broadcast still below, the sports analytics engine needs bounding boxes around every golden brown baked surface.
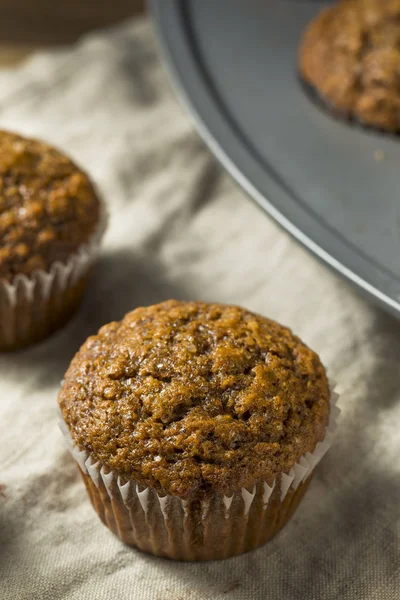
[0,130,101,281]
[299,0,400,133]
[59,301,330,499]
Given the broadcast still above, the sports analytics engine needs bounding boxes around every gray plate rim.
[150,0,400,317]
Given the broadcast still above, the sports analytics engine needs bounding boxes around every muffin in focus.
[58,300,337,561]
[0,130,106,350]
[299,0,400,133]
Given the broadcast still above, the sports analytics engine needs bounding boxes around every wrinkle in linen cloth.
[0,17,399,600]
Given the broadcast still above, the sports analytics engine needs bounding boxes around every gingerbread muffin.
[58,301,338,560]
[299,0,400,133]
[0,130,106,350]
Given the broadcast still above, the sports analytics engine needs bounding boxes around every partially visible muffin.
[59,300,334,560]
[0,130,105,350]
[299,0,400,133]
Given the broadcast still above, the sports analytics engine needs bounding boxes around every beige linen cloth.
[0,17,399,600]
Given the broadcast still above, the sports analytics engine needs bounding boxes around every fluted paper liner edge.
[1,197,107,305]
[0,196,107,349]
[59,380,340,560]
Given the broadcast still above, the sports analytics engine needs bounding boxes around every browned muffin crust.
[0,130,101,281]
[59,301,330,499]
[299,0,400,133]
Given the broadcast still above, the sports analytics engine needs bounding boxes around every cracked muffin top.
[299,0,400,133]
[59,301,330,499]
[0,130,101,281]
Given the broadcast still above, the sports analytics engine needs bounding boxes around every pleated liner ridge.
[0,200,107,351]
[60,382,340,561]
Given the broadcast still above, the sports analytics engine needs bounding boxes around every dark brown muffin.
[299,0,400,133]
[0,130,105,351]
[60,300,329,499]
[58,301,335,560]
[0,130,101,281]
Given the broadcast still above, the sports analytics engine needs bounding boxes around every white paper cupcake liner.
[59,380,340,560]
[0,198,107,350]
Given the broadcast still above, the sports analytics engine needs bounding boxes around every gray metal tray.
[150,0,400,317]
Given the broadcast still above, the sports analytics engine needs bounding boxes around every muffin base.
[0,272,89,351]
[299,75,400,137]
[60,384,339,561]
[79,465,313,561]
